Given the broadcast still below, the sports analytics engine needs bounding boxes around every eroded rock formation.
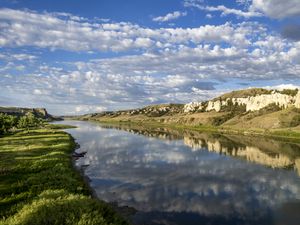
[184,90,300,113]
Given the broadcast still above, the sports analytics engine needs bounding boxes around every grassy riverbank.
[0,125,127,225]
[84,118,300,143]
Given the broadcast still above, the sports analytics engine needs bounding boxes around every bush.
[0,113,18,134]
[220,99,246,113]
[290,114,300,127]
[17,112,41,129]
[211,112,236,126]
[277,89,298,97]
[0,113,43,134]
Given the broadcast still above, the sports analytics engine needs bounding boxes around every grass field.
[0,126,127,225]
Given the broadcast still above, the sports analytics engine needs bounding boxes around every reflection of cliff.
[295,159,300,176]
[100,123,300,176]
[184,136,300,175]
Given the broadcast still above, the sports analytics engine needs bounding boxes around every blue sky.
[0,0,300,115]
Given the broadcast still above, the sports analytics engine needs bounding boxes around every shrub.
[220,99,246,113]
[277,89,298,97]
[0,113,18,134]
[290,114,300,127]
[211,113,236,126]
[17,112,41,129]
[0,112,44,135]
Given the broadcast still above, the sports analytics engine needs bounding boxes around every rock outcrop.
[184,90,300,113]
[183,102,202,113]
[295,91,300,108]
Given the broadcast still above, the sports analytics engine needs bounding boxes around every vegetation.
[220,99,247,113]
[211,112,236,126]
[276,88,299,96]
[210,100,247,126]
[216,88,272,100]
[44,123,77,130]
[0,114,18,134]
[242,103,282,121]
[0,113,44,135]
[279,108,300,127]
[0,126,127,225]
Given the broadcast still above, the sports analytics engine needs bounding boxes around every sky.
[0,0,300,115]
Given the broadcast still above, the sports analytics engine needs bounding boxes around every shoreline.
[0,125,129,225]
[66,127,138,221]
[76,118,300,143]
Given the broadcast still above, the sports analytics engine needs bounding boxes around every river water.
[55,120,300,225]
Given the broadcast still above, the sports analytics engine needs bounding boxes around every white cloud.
[184,0,261,18]
[0,8,255,52]
[75,105,107,113]
[203,5,262,18]
[2,29,300,115]
[206,13,213,19]
[1,8,300,114]
[185,0,300,19]
[0,52,37,61]
[263,84,300,91]
[251,0,300,19]
[153,11,187,22]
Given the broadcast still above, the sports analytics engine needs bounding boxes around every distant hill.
[0,107,58,121]
[214,88,272,100]
[73,88,300,131]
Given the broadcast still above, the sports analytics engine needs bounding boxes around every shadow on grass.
[0,128,128,225]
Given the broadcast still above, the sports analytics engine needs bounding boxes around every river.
[54,120,300,225]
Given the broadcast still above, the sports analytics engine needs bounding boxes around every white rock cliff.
[184,90,300,113]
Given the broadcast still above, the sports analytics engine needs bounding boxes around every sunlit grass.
[0,126,127,225]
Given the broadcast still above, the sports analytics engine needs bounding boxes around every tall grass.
[0,127,127,225]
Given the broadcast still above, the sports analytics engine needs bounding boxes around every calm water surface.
[55,120,300,225]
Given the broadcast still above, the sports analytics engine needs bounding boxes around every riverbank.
[0,125,128,225]
[80,118,300,143]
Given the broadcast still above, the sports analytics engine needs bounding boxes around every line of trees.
[0,112,43,135]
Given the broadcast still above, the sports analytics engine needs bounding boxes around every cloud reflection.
[56,121,300,225]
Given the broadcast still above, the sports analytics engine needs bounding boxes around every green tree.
[17,112,41,129]
[0,113,18,134]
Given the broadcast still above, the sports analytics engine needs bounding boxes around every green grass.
[43,123,77,129]
[0,126,127,225]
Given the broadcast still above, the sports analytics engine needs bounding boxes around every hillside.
[73,88,300,131]
[0,107,57,121]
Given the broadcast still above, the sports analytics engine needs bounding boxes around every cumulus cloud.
[251,0,300,19]
[0,52,37,61]
[203,5,261,18]
[0,8,254,52]
[2,31,300,115]
[263,84,300,91]
[153,11,187,22]
[184,0,262,18]
[1,8,300,114]
[185,0,300,19]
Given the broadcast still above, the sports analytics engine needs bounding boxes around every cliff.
[184,89,300,113]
